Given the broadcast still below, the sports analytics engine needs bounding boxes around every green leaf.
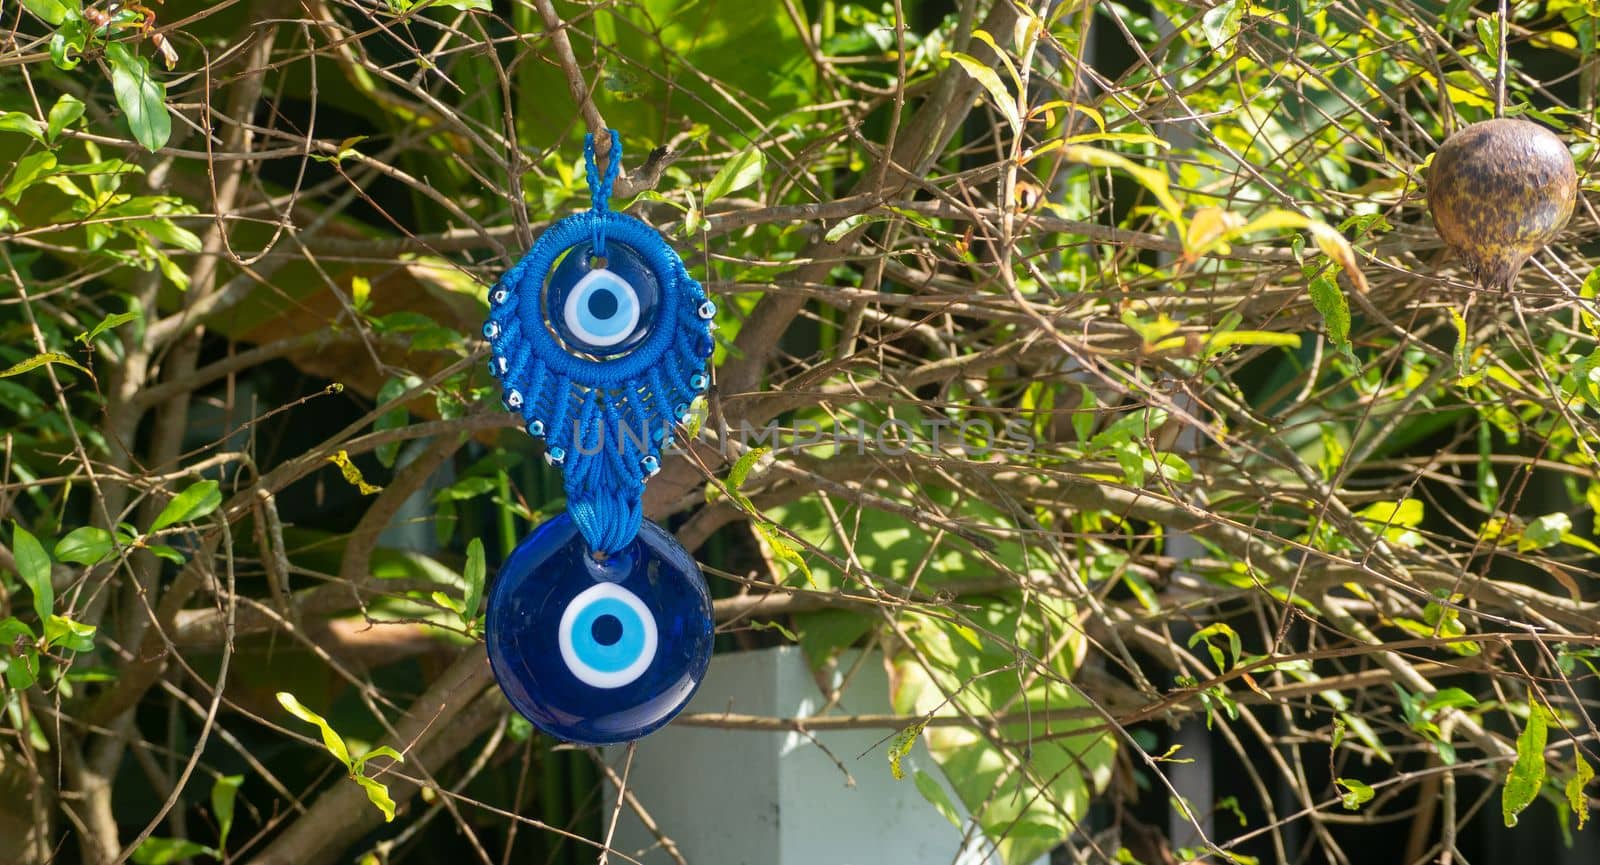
[131,838,218,865]
[1201,0,1244,51]
[143,218,203,252]
[55,526,114,566]
[1422,687,1479,713]
[944,51,1021,136]
[888,718,929,780]
[44,615,95,653]
[913,770,964,828]
[46,94,84,142]
[0,112,45,143]
[1187,622,1242,672]
[150,480,222,532]
[1520,512,1571,552]
[431,591,465,616]
[1336,778,1374,811]
[438,0,491,9]
[276,691,353,768]
[1503,695,1549,827]
[355,774,398,822]
[754,521,812,585]
[75,311,141,346]
[1308,274,1351,353]
[1476,17,1500,61]
[105,43,171,152]
[462,537,485,626]
[824,213,871,243]
[3,151,57,203]
[0,617,39,691]
[747,619,798,642]
[22,0,70,26]
[704,146,765,204]
[0,351,92,380]
[889,596,1113,865]
[49,19,88,71]
[357,745,406,768]
[716,446,770,508]
[10,522,52,619]
[212,774,244,848]
[1568,751,1593,831]
[148,545,186,565]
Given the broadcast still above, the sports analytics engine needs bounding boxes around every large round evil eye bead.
[541,241,660,357]
[485,513,714,745]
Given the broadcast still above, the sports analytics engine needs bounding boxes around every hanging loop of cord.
[584,130,622,258]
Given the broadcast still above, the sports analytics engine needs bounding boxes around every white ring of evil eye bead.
[527,419,545,437]
[505,389,524,409]
[689,373,709,392]
[545,446,566,466]
[483,321,500,340]
[640,455,661,478]
[696,300,717,320]
[491,288,509,305]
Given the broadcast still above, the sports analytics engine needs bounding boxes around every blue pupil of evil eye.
[543,241,659,357]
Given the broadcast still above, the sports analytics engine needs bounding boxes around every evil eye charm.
[545,241,659,357]
[486,513,713,745]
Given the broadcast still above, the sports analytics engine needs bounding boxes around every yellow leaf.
[887,718,929,780]
[328,450,382,495]
[1309,222,1370,294]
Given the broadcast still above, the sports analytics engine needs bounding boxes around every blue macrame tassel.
[484,131,716,554]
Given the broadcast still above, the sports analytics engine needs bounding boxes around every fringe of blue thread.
[484,132,714,554]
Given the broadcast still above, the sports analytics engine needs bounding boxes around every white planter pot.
[603,646,1013,865]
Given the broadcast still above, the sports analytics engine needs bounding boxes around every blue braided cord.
[584,131,621,257]
[485,177,713,554]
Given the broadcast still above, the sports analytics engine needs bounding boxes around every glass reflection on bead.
[539,241,659,357]
[486,513,713,745]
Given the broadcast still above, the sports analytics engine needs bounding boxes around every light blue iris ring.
[564,269,641,348]
[557,582,658,688]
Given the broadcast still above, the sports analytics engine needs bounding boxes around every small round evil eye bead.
[689,373,709,393]
[495,356,509,375]
[640,455,661,479]
[483,321,501,340]
[545,446,566,466]
[672,403,690,424]
[491,288,509,306]
[696,300,717,320]
[651,424,670,443]
[527,419,546,438]
[505,389,524,410]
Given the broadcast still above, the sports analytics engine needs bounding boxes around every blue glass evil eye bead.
[543,241,659,357]
[486,513,713,745]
